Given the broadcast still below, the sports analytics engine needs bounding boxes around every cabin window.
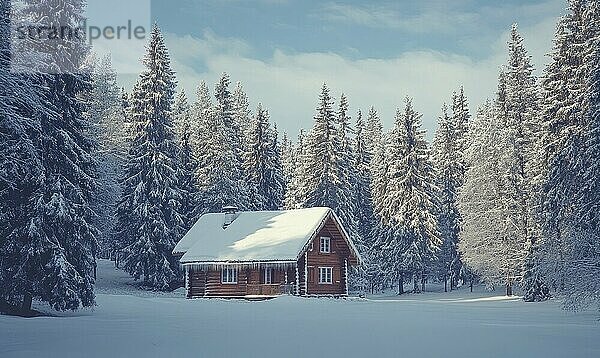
[320,237,331,253]
[221,267,237,284]
[318,267,333,284]
[264,268,273,284]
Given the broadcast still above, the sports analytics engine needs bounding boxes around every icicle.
[185,265,189,295]
[304,254,308,296]
[295,266,300,295]
[183,260,297,272]
[344,258,349,296]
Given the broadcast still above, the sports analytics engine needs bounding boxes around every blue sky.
[105,0,566,139]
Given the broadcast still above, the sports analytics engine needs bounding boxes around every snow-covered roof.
[176,207,358,264]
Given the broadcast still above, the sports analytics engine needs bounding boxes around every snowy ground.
[1,260,598,358]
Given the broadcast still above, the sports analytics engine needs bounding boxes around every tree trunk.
[470,278,473,292]
[506,284,513,296]
[421,273,425,292]
[398,274,404,295]
[144,260,149,284]
[93,262,97,280]
[444,275,448,292]
[412,274,418,293]
[22,293,32,312]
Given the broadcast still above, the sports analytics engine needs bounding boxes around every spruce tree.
[351,109,381,294]
[280,130,295,201]
[195,75,249,212]
[541,0,600,309]
[334,93,358,233]
[541,0,594,294]
[1,0,99,311]
[232,81,251,147]
[299,84,355,231]
[88,55,126,259]
[505,24,548,300]
[173,90,198,230]
[432,103,462,292]
[379,99,441,293]
[115,25,184,290]
[243,104,284,210]
[283,129,306,209]
[0,0,45,311]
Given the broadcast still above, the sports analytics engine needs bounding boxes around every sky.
[97,0,567,140]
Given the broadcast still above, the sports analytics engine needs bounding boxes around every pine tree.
[232,81,251,146]
[173,90,197,230]
[353,110,374,239]
[280,130,295,198]
[541,0,600,309]
[541,0,592,290]
[190,81,212,157]
[504,24,548,300]
[115,25,184,290]
[379,98,441,293]
[459,25,547,297]
[299,84,355,231]
[1,0,99,311]
[569,21,600,309]
[88,55,126,259]
[243,104,284,210]
[351,109,381,294]
[298,84,339,208]
[283,129,306,209]
[0,0,45,311]
[364,106,383,154]
[195,75,249,213]
[271,124,286,208]
[459,101,507,289]
[333,93,358,233]
[366,108,391,292]
[432,103,462,292]
[451,86,471,163]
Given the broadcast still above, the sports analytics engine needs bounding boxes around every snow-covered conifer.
[283,129,307,209]
[115,25,184,290]
[173,90,198,229]
[243,104,284,210]
[194,75,250,213]
[88,55,126,258]
[540,0,600,309]
[1,0,99,310]
[379,99,441,293]
[298,85,355,232]
[432,103,462,291]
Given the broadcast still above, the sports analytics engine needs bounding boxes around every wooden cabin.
[173,207,361,298]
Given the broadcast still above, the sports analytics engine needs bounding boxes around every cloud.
[316,0,564,38]
[111,8,560,141]
[161,32,495,139]
[316,2,479,34]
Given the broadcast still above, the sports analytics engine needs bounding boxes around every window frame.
[318,267,333,284]
[264,267,273,284]
[221,266,238,284]
[319,236,331,253]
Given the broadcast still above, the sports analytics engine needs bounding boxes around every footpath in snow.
[0,259,598,358]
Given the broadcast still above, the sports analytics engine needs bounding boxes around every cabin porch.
[184,262,300,299]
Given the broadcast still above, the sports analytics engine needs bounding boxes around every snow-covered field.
[1,260,598,358]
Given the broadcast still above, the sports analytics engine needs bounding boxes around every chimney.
[222,205,239,229]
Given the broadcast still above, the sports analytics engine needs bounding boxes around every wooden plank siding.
[188,267,296,298]
[185,214,358,298]
[303,217,351,296]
